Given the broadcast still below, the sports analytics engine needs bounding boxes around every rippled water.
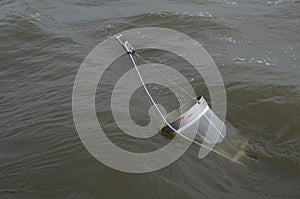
[1,0,300,198]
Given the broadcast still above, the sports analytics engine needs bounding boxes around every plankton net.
[116,34,247,162]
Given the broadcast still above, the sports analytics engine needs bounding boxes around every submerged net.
[159,96,249,163]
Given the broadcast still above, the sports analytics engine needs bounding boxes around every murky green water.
[1,0,300,198]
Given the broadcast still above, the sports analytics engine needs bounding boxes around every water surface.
[1,0,300,198]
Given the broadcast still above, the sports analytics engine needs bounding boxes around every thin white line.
[136,54,197,100]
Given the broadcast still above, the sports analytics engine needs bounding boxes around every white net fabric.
[162,97,226,145]
[195,106,226,144]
